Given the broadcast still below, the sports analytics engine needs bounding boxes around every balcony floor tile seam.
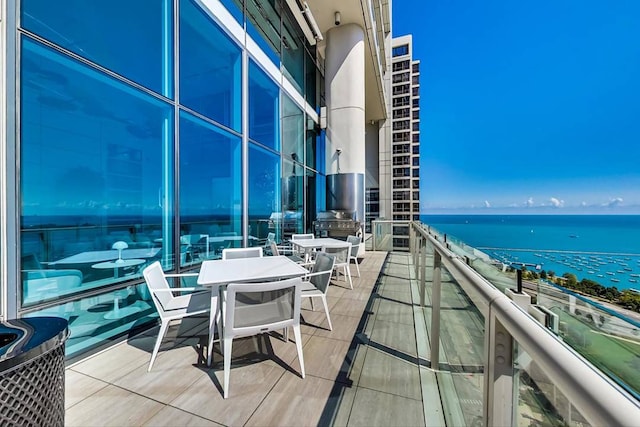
[64,370,111,411]
[351,383,426,403]
[234,365,288,427]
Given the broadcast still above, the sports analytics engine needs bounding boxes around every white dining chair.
[322,243,353,289]
[346,235,362,277]
[221,247,263,260]
[300,252,336,330]
[270,241,305,264]
[222,277,305,398]
[142,261,214,372]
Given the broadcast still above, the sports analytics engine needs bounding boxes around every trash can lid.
[0,317,68,372]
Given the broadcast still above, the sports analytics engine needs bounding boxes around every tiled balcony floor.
[65,251,446,426]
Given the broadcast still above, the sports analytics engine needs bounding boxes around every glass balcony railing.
[371,220,640,426]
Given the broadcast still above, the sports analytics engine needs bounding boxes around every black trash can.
[0,317,68,427]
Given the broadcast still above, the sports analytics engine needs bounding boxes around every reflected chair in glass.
[322,243,353,290]
[180,234,210,261]
[222,277,305,398]
[263,232,276,255]
[142,261,214,372]
[221,247,263,260]
[300,252,336,330]
[346,235,362,277]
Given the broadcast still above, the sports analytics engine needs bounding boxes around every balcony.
[64,222,640,426]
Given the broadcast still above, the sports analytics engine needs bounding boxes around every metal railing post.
[484,309,514,427]
[430,250,441,369]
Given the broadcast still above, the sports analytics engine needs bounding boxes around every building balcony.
[64,222,640,426]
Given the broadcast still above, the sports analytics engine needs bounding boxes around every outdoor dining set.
[141,233,362,398]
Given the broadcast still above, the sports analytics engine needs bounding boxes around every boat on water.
[630,279,638,283]
[630,274,640,278]
[611,278,620,283]
[606,272,615,276]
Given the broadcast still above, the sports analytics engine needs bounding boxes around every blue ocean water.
[420,215,640,290]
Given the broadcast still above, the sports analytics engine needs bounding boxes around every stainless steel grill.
[313,211,362,238]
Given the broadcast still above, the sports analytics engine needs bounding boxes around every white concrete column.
[325,23,366,175]
[325,24,366,225]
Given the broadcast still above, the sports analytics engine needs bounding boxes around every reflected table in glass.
[102,287,141,320]
[92,259,145,278]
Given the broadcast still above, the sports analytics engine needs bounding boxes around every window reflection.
[21,0,173,97]
[20,37,173,307]
[180,0,242,131]
[282,95,304,162]
[249,144,281,244]
[282,158,303,238]
[249,59,279,150]
[179,111,242,263]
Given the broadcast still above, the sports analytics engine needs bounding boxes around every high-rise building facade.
[0,0,393,358]
[365,34,421,241]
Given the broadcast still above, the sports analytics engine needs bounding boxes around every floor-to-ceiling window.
[179,112,242,262]
[15,0,321,358]
[248,59,281,242]
[19,0,174,355]
[178,0,243,261]
[281,95,304,236]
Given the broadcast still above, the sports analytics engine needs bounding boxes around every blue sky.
[393,0,640,214]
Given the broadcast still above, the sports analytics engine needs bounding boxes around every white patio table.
[197,256,309,366]
[289,237,346,262]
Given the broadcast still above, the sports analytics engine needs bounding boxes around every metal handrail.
[411,221,640,426]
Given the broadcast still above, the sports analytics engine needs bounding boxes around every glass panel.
[26,286,158,358]
[304,47,317,110]
[514,344,592,426]
[282,94,304,162]
[305,128,316,169]
[179,111,241,263]
[221,0,244,24]
[21,0,173,97]
[249,59,279,150]
[249,143,281,244]
[281,11,304,93]
[305,170,318,233]
[282,158,303,238]
[246,0,281,66]
[20,37,173,307]
[316,173,326,216]
[180,0,242,132]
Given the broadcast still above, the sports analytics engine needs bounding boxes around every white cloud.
[604,197,623,207]
[525,197,534,207]
[549,197,564,208]
[484,200,491,208]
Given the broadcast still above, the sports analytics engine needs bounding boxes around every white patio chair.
[142,261,214,372]
[222,277,305,398]
[221,247,263,260]
[346,235,362,277]
[300,252,336,330]
[269,241,305,264]
[322,242,353,289]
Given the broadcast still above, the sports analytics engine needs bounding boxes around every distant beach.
[421,214,640,290]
